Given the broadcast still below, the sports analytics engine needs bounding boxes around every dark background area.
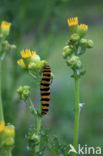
[0,0,103,155]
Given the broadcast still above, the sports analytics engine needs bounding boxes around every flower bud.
[86,39,94,48]
[17,59,26,69]
[70,33,80,42]
[67,17,78,33]
[17,86,30,100]
[37,61,44,72]
[1,21,11,36]
[4,137,15,146]
[67,55,82,69]
[4,125,15,137]
[42,60,48,66]
[31,54,40,63]
[77,24,88,37]
[23,89,30,98]
[62,46,72,59]
[3,124,15,146]
[80,39,87,47]
[80,39,94,48]
[16,86,23,94]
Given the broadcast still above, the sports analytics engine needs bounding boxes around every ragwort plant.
[0,21,16,156]
[62,17,94,156]
[17,49,71,156]
[17,49,53,155]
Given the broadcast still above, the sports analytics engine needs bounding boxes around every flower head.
[77,24,88,37]
[67,17,78,27]
[0,121,5,133]
[18,49,41,69]
[20,49,37,59]
[20,49,32,59]
[17,59,26,69]
[79,24,88,31]
[1,21,11,30]
[4,126,15,136]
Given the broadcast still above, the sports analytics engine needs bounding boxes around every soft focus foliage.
[0,0,103,155]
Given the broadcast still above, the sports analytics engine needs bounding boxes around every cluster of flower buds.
[0,121,15,150]
[16,86,30,100]
[62,17,94,76]
[0,21,16,60]
[17,49,48,80]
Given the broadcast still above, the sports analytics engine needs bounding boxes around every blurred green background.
[1,0,103,155]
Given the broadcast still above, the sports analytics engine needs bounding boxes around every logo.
[69,144,101,155]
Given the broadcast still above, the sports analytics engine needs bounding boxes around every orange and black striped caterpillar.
[40,64,51,115]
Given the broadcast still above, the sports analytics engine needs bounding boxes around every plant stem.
[29,98,37,116]
[35,105,42,156]
[71,74,80,156]
[0,61,4,121]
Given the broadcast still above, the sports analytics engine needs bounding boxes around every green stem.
[71,74,80,156]
[35,105,42,156]
[0,61,4,121]
[29,98,37,116]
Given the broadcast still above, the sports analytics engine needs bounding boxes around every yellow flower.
[4,127,15,135]
[1,21,11,30]
[0,121,5,133]
[17,59,26,68]
[20,49,37,59]
[79,24,88,31]
[67,17,78,27]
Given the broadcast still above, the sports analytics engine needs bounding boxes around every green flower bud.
[80,39,87,47]
[4,137,14,146]
[76,24,88,37]
[16,86,23,94]
[70,33,80,42]
[31,55,40,63]
[87,39,94,48]
[23,89,30,97]
[1,21,11,36]
[62,46,72,59]
[42,60,49,66]
[16,86,30,100]
[80,39,94,48]
[67,55,82,69]
[2,124,15,146]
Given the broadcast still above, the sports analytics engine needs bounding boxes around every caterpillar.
[40,64,51,115]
